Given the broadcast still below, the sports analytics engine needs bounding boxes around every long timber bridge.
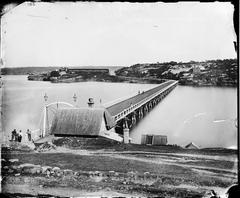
[104,80,178,140]
[41,80,178,143]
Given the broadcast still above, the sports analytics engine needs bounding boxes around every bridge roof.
[106,80,175,116]
[51,107,115,136]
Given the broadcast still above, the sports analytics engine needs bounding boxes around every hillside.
[115,59,238,87]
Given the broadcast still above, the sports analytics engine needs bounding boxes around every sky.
[1,1,237,67]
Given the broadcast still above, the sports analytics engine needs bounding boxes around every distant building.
[66,68,109,75]
[141,134,167,145]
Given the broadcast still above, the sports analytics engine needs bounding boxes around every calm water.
[1,75,237,148]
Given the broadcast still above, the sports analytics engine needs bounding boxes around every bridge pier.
[123,118,130,144]
[131,112,137,126]
[144,105,148,114]
[138,108,143,119]
[123,128,130,143]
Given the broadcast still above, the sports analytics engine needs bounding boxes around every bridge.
[39,80,178,143]
[103,80,178,142]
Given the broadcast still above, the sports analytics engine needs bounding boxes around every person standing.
[27,129,32,141]
[18,130,22,142]
[11,129,17,141]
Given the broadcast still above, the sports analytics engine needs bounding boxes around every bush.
[50,71,60,77]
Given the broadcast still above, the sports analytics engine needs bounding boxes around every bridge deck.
[106,80,176,116]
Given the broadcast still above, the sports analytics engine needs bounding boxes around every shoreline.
[1,74,237,87]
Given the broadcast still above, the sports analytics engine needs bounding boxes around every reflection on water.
[1,75,237,148]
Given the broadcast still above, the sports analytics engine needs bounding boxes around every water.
[1,75,237,148]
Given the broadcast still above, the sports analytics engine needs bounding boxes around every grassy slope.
[1,139,237,197]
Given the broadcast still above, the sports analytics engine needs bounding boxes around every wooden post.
[131,112,136,126]
[123,119,129,144]
[123,128,130,144]
[43,106,49,137]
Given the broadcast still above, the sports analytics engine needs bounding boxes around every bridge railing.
[113,81,178,122]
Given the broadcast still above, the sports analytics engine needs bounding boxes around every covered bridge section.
[50,107,123,142]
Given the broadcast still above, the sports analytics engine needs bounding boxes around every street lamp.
[44,93,48,102]
[73,93,77,103]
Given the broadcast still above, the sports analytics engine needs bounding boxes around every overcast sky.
[1,1,237,67]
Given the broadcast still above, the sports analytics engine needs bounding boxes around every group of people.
[11,129,32,143]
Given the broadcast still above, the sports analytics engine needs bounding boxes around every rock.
[3,166,9,170]
[105,187,111,191]
[19,163,36,168]
[9,159,19,163]
[203,190,220,198]
[108,170,115,176]
[53,167,63,177]
[46,170,51,176]
[1,159,6,162]
[63,169,73,176]
[19,164,41,174]
[36,168,42,174]
[52,167,60,172]
[15,173,21,176]
[35,142,56,152]
[22,168,32,174]
[41,166,52,173]
[10,165,19,171]
[30,167,42,174]
[143,172,151,180]
[89,171,94,177]
[56,171,63,177]
[127,171,135,177]
[8,169,14,173]
[94,171,101,176]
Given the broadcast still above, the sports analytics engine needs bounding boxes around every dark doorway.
[146,135,153,145]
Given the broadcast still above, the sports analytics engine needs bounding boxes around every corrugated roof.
[51,107,115,136]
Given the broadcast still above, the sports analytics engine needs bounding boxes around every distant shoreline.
[1,74,237,88]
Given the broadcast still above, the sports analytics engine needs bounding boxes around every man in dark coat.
[11,129,17,141]
[18,130,22,142]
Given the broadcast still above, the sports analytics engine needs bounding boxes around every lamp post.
[73,93,77,105]
[44,93,48,102]
[43,93,48,138]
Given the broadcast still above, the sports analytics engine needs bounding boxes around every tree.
[50,70,60,77]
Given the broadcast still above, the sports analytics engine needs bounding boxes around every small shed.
[141,134,167,145]
[185,142,199,149]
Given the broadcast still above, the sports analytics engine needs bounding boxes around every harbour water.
[1,75,237,148]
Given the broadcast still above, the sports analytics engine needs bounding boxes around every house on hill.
[50,107,123,142]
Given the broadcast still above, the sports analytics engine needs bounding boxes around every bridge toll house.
[43,80,177,143]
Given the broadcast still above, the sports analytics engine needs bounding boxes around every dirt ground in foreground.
[1,137,238,197]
